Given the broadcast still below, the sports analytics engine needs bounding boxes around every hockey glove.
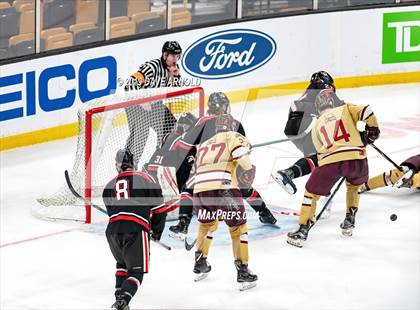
[394,166,415,188]
[361,125,380,145]
[238,165,256,188]
[151,231,162,241]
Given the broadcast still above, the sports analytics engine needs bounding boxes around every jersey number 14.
[319,119,350,149]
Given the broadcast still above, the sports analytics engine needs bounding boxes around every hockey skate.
[340,207,357,236]
[169,216,190,240]
[193,251,211,282]
[111,298,130,310]
[258,208,277,225]
[235,260,258,291]
[271,169,297,195]
[358,183,368,193]
[287,223,310,248]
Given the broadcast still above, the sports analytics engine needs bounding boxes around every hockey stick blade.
[185,237,196,251]
[154,240,172,251]
[64,170,107,215]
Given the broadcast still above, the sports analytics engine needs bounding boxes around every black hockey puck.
[390,214,397,221]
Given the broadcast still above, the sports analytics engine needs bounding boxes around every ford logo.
[182,29,277,79]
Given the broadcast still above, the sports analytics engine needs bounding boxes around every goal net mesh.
[34,87,204,223]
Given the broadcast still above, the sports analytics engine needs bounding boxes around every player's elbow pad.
[238,165,256,188]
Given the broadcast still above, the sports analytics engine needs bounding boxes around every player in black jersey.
[146,112,198,188]
[272,71,344,196]
[103,149,167,310]
[143,112,198,239]
[169,92,277,238]
[124,41,182,165]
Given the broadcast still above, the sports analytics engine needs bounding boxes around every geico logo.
[0,56,117,122]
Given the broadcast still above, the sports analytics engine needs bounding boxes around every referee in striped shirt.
[125,41,182,90]
[124,41,182,165]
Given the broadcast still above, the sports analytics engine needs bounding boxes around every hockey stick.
[150,236,172,251]
[64,170,108,215]
[184,237,196,251]
[370,143,403,171]
[252,116,316,149]
[64,170,171,251]
[253,136,302,148]
[309,177,345,231]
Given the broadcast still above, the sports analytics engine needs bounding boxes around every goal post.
[36,87,205,224]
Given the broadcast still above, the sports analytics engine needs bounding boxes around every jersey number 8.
[115,179,130,200]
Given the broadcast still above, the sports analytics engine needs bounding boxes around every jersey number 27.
[197,143,226,166]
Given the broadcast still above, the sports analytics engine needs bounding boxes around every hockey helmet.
[215,113,236,133]
[309,71,335,90]
[115,148,135,173]
[315,89,335,114]
[207,92,231,115]
[176,112,198,134]
[162,41,182,55]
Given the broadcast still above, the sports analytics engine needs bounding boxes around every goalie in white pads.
[145,112,198,220]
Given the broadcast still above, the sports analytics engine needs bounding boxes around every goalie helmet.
[176,112,197,134]
[314,89,335,114]
[162,41,182,55]
[207,92,231,115]
[215,113,236,133]
[115,149,135,173]
[309,71,335,90]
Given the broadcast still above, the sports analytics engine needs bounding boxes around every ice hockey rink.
[1,83,419,310]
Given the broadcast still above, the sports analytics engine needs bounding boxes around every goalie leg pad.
[157,166,180,201]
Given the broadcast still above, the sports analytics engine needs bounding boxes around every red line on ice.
[0,228,77,248]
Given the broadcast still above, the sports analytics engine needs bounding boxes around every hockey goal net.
[35,87,204,223]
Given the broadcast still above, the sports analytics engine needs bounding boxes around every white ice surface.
[1,83,419,310]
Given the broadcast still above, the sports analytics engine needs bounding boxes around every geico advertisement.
[0,56,117,122]
[0,5,418,138]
